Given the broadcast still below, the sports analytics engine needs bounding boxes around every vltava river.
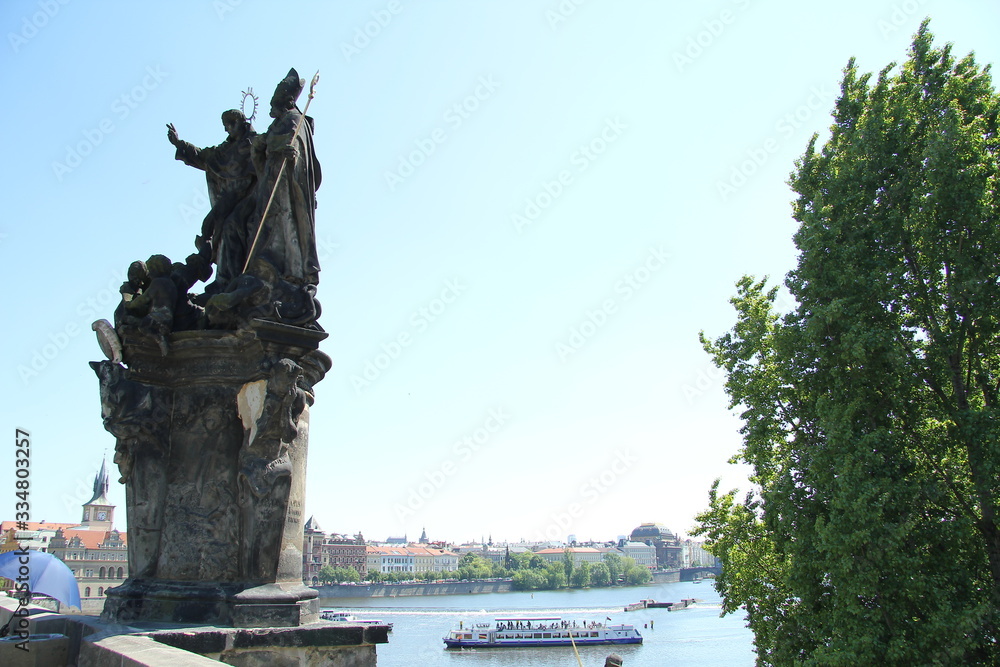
[321,579,755,666]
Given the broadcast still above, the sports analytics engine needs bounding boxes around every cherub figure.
[120,254,177,356]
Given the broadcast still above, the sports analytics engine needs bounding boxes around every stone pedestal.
[94,321,331,627]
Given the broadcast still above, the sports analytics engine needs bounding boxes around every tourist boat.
[443,616,642,648]
[321,610,393,631]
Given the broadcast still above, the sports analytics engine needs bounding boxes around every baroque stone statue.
[167,109,258,294]
[251,68,322,287]
[91,68,330,628]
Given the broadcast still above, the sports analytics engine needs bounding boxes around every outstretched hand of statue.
[194,234,211,257]
[166,123,180,147]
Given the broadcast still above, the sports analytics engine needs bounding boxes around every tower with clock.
[81,459,115,530]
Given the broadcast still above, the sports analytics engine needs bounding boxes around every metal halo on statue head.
[240,87,259,123]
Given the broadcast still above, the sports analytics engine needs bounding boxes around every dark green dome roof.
[629,523,675,541]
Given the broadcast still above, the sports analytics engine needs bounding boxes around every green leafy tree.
[624,563,652,586]
[511,568,548,591]
[589,562,611,587]
[696,22,1000,665]
[562,549,575,580]
[458,553,492,581]
[603,553,623,585]
[544,561,567,589]
[317,565,338,585]
[570,561,591,588]
[337,567,361,583]
[508,552,530,571]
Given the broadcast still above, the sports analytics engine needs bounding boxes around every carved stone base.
[94,323,331,628]
[230,583,320,628]
[103,580,320,628]
[103,579,242,626]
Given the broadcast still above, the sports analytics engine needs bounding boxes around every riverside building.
[1,461,129,606]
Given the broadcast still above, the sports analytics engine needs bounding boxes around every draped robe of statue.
[251,108,321,286]
[174,125,258,290]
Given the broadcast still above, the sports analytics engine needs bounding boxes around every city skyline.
[4,2,1000,543]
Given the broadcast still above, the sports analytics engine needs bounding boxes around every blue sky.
[3,1,999,545]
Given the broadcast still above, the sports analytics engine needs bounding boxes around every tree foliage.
[512,568,549,591]
[571,561,592,587]
[544,561,567,589]
[603,552,624,585]
[457,553,493,581]
[624,561,652,586]
[696,22,1000,665]
[508,553,649,591]
[317,565,361,584]
[562,549,575,580]
[589,562,611,587]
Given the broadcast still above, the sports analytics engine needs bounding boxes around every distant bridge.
[679,566,721,582]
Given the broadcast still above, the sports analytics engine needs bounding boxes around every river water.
[321,580,755,666]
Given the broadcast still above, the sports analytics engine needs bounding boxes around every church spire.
[86,458,111,505]
[81,458,114,528]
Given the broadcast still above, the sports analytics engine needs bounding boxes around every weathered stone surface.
[0,633,69,667]
[149,622,386,667]
[2,587,385,666]
[81,634,221,667]
[214,645,376,667]
[148,622,389,652]
[95,326,330,627]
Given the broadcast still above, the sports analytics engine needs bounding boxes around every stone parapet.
[0,596,385,666]
[148,623,388,666]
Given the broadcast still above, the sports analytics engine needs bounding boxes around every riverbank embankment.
[316,580,512,598]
